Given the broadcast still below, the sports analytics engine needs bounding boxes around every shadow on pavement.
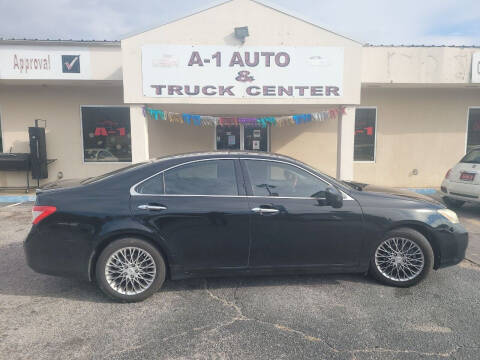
[0,240,376,303]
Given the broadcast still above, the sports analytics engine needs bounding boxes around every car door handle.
[251,207,279,215]
[138,204,168,211]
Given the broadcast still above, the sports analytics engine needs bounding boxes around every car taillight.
[445,169,452,179]
[32,206,56,224]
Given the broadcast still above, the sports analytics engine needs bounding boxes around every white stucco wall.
[0,84,126,187]
[362,46,478,85]
[354,87,480,188]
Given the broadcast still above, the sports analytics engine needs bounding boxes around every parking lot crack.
[203,279,249,322]
[464,258,480,267]
[202,281,459,358]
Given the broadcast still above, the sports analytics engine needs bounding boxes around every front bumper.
[434,223,468,269]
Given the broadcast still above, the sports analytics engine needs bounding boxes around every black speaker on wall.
[29,126,48,179]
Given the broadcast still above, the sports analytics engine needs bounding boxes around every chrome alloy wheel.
[105,247,157,295]
[374,237,425,282]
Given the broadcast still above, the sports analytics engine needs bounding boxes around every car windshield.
[81,161,150,184]
[460,149,480,164]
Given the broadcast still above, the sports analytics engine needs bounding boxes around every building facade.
[0,0,479,189]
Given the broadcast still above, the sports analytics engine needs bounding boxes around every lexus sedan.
[25,152,468,302]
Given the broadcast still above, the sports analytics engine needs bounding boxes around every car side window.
[245,160,328,198]
[160,160,238,196]
[135,173,165,195]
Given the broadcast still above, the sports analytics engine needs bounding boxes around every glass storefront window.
[244,126,268,151]
[354,108,376,162]
[216,125,269,151]
[216,126,240,150]
[467,108,480,153]
[81,106,131,162]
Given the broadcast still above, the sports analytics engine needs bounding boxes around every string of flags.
[142,106,345,128]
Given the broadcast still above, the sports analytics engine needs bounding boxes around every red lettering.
[94,127,108,136]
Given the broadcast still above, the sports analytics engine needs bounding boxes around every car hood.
[344,181,442,206]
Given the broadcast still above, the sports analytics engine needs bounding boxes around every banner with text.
[0,45,91,80]
[142,45,344,99]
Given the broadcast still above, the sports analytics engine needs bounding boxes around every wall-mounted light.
[234,26,249,43]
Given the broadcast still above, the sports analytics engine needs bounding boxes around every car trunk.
[37,179,86,192]
[449,162,480,185]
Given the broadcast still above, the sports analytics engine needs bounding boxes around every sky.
[0,0,479,45]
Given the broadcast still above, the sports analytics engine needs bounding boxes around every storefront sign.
[472,52,480,83]
[0,46,91,79]
[142,45,344,99]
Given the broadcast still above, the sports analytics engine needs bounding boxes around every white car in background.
[441,147,480,208]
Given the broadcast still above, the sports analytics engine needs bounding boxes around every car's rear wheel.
[95,238,166,302]
[369,228,433,287]
[443,197,465,209]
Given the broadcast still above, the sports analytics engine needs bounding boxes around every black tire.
[95,238,166,302]
[369,228,434,287]
[443,197,465,209]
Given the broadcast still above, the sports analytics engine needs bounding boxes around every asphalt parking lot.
[1,199,479,360]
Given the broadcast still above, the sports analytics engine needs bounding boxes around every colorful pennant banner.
[143,106,345,128]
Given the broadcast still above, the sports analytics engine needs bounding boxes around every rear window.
[81,162,149,184]
[460,149,480,164]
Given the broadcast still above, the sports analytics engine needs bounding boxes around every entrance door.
[216,125,269,151]
[244,126,268,151]
[241,159,364,268]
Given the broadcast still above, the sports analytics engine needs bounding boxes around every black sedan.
[25,152,468,302]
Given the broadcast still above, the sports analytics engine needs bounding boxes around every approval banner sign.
[142,45,344,99]
[0,45,91,80]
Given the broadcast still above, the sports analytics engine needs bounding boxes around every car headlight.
[438,209,459,224]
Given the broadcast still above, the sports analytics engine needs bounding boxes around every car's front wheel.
[369,228,433,287]
[95,238,166,302]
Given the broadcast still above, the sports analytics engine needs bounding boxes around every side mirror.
[325,186,343,208]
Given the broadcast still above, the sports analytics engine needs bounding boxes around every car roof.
[152,151,298,163]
